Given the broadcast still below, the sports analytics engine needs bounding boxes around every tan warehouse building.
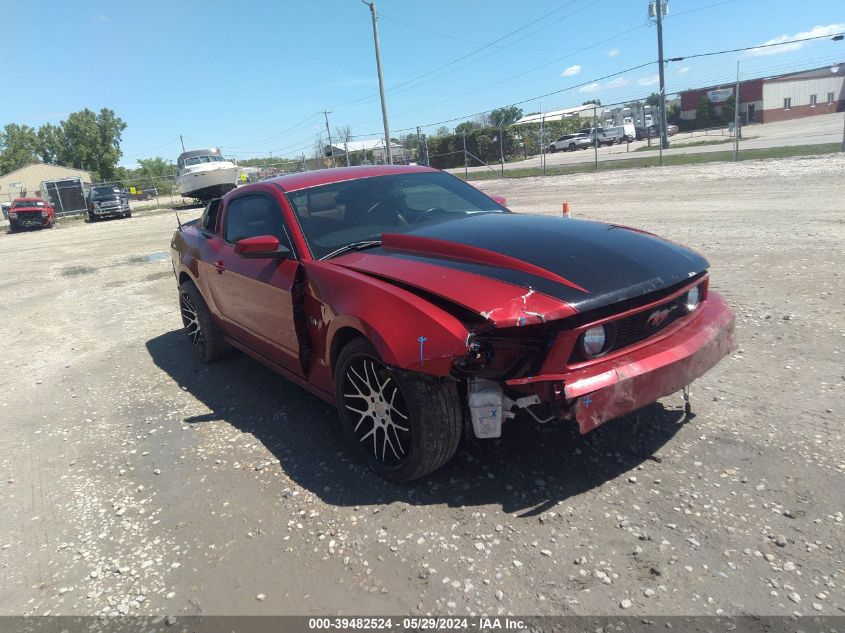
[0,162,93,204]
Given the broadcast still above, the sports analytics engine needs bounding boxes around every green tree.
[136,157,176,195]
[36,123,65,164]
[695,96,714,128]
[666,103,681,126]
[489,105,523,127]
[60,108,127,180]
[582,99,601,106]
[721,95,736,125]
[454,121,480,136]
[0,124,40,174]
[434,126,451,137]
[645,93,661,108]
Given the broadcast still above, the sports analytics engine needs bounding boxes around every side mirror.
[234,235,292,259]
[491,195,507,206]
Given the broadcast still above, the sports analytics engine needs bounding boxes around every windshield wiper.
[322,240,382,260]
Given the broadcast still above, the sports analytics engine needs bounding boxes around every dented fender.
[304,261,471,377]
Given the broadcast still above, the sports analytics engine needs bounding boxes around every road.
[0,154,843,618]
[449,111,844,174]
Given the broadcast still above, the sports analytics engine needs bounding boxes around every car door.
[206,191,302,375]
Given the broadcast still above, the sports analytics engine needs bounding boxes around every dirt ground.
[0,154,842,618]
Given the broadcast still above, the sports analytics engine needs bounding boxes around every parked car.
[636,124,679,141]
[8,197,54,232]
[578,127,611,146]
[86,185,131,221]
[548,133,591,152]
[170,165,736,482]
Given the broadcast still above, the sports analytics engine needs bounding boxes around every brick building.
[679,62,844,124]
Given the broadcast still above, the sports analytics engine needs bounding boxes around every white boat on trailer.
[176,148,238,201]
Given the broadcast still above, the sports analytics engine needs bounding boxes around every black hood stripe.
[375,213,709,313]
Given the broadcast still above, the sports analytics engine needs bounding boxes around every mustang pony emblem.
[646,305,678,327]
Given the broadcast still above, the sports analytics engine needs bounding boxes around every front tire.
[335,338,463,482]
[8,221,17,233]
[179,281,227,363]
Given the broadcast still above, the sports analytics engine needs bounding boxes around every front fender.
[306,261,471,377]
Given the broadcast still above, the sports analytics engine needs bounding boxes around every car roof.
[252,164,439,193]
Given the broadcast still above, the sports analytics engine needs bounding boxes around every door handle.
[213,260,226,274]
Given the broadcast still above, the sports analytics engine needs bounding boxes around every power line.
[225,113,318,149]
[343,23,648,132]
[330,0,586,112]
[667,32,845,63]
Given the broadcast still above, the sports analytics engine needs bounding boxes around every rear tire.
[334,338,463,482]
[549,146,557,153]
[179,280,227,363]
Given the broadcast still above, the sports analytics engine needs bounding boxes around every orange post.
[562,202,572,218]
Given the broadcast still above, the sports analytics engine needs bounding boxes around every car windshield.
[93,187,120,197]
[286,171,507,259]
[12,200,44,208]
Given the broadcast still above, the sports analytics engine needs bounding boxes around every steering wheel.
[416,207,450,222]
[360,199,408,226]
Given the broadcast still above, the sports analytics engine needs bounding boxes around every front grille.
[612,294,686,349]
[569,293,689,364]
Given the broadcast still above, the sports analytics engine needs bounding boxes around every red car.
[8,197,55,232]
[170,165,736,482]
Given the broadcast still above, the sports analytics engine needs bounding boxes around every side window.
[224,195,291,248]
[200,199,221,232]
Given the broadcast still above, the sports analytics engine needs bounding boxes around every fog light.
[583,325,607,358]
[685,285,701,312]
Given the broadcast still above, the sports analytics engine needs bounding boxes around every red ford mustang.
[170,165,736,481]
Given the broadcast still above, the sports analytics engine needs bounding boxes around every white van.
[604,124,636,144]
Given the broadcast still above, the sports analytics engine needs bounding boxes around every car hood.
[332,213,708,327]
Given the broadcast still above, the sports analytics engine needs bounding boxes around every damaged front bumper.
[506,291,737,434]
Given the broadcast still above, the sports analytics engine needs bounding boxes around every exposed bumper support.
[507,292,736,434]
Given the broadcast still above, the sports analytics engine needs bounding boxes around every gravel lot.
[0,155,842,618]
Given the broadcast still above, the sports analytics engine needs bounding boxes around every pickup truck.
[8,197,54,232]
[86,185,131,221]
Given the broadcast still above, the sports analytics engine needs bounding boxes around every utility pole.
[499,126,504,178]
[179,134,185,152]
[462,130,468,179]
[593,105,599,172]
[649,0,670,151]
[733,61,741,161]
[363,0,392,164]
[540,100,546,176]
[322,110,334,167]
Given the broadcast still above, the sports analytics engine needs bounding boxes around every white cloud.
[607,48,620,58]
[677,66,691,75]
[561,64,582,77]
[638,74,660,86]
[92,14,110,22]
[747,24,844,56]
[604,77,630,89]
[579,82,601,93]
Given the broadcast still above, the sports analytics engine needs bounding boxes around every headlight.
[685,285,701,312]
[9,212,17,218]
[582,325,608,358]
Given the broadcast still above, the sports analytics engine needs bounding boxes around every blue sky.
[2,0,843,167]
